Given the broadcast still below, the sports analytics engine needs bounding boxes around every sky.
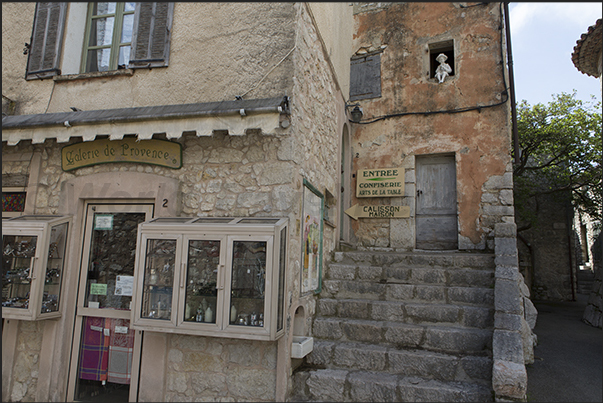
[509,3,602,107]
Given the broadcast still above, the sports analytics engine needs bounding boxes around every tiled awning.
[2,96,290,146]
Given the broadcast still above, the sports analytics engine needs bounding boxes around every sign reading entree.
[356,168,404,197]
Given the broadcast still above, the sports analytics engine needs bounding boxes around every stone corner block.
[495,223,517,238]
[492,359,527,401]
[493,329,524,364]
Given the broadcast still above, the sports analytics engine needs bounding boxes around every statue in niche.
[435,53,452,83]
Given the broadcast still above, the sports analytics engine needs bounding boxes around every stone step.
[326,264,494,288]
[317,299,493,328]
[312,318,492,355]
[333,250,495,270]
[292,368,493,402]
[321,280,494,307]
[306,340,492,384]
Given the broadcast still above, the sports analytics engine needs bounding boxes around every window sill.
[54,69,134,82]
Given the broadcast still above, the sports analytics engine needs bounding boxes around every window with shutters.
[81,2,136,72]
[349,52,382,101]
[25,2,174,80]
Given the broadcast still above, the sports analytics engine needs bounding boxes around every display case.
[132,217,288,341]
[2,215,71,320]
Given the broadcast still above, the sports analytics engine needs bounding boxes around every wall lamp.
[346,103,363,123]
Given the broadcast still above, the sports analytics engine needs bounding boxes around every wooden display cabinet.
[132,217,288,341]
[2,215,71,320]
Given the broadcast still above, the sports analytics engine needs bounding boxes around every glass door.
[67,203,153,402]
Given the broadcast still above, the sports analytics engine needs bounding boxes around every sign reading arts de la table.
[61,138,182,171]
[356,167,404,198]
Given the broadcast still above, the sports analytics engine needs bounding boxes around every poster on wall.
[301,180,324,294]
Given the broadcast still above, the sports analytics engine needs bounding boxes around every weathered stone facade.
[2,2,350,402]
[350,2,514,251]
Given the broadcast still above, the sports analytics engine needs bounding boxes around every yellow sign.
[61,138,182,171]
[356,168,404,197]
[345,204,410,220]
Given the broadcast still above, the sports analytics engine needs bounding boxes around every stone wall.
[583,235,603,328]
[165,335,277,401]
[491,223,536,402]
[7,321,44,402]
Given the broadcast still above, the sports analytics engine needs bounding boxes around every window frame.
[81,2,136,73]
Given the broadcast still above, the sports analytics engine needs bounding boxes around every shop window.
[350,52,382,101]
[131,217,288,341]
[429,40,455,80]
[26,2,174,80]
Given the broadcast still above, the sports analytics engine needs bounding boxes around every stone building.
[2,2,530,402]
[571,18,602,328]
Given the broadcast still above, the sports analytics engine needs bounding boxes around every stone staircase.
[291,250,496,402]
[577,268,595,295]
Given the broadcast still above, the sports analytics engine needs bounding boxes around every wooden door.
[415,154,458,250]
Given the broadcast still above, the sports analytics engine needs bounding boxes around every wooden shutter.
[25,2,67,80]
[349,53,382,101]
[128,2,174,69]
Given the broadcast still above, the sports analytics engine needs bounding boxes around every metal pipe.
[503,2,520,164]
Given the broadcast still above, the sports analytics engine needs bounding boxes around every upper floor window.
[82,2,136,72]
[25,2,174,80]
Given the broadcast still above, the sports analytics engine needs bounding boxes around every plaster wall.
[1,2,296,115]
[350,2,513,250]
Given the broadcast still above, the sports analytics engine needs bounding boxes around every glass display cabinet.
[2,215,71,320]
[132,217,288,341]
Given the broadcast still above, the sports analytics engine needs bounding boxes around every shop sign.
[61,138,182,171]
[345,204,410,220]
[356,168,404,197]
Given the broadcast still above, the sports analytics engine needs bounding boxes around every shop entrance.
[67,203,153,402]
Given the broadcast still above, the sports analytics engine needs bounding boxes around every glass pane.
[85,212,146,310]
[118,46,130,67]
[230,241,266,327]
[86,48,112,72]
[149,217,193,224]
[2,192,26,212]
[237,218,280,224]
[2,235,37,309]
[89,17,114,47]
[124,3,136,12]
[192,218,234,224]
[140,239,176,320]
[183,240,220,323]
[121,13,134,43]
[41,222,69,314]
[277,228,287,332]
[93,2,117,16]
[8,215,56,221]
[75,316,133,402]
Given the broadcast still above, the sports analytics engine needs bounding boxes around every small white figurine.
[435,53,452,83]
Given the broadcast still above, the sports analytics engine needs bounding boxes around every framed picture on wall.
[301,179,324,294]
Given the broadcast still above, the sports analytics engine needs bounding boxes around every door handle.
[180,262,186,288]
[216,265,225,290]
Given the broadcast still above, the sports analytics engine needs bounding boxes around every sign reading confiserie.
[61,138,182,171]
[356,168,404,198]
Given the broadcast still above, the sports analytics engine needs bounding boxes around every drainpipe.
[566,198,576,301]
[503,2,520,164]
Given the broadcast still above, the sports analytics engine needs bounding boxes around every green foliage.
[514,91,602,231]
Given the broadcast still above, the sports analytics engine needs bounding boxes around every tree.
[513,91,602,231]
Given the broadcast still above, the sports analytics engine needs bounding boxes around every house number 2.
[162,199,168,208]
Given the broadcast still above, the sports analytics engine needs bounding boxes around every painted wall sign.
[356,168,404,197]
[61,138,182,171]
[345,204,410,220]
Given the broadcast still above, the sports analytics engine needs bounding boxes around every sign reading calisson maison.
[61,138,182,171]
[356,168,404,197]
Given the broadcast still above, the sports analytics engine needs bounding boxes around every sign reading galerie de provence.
[61,138,182,171]
[356,168,404,197]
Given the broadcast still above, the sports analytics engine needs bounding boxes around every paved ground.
[526,293,602,402]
